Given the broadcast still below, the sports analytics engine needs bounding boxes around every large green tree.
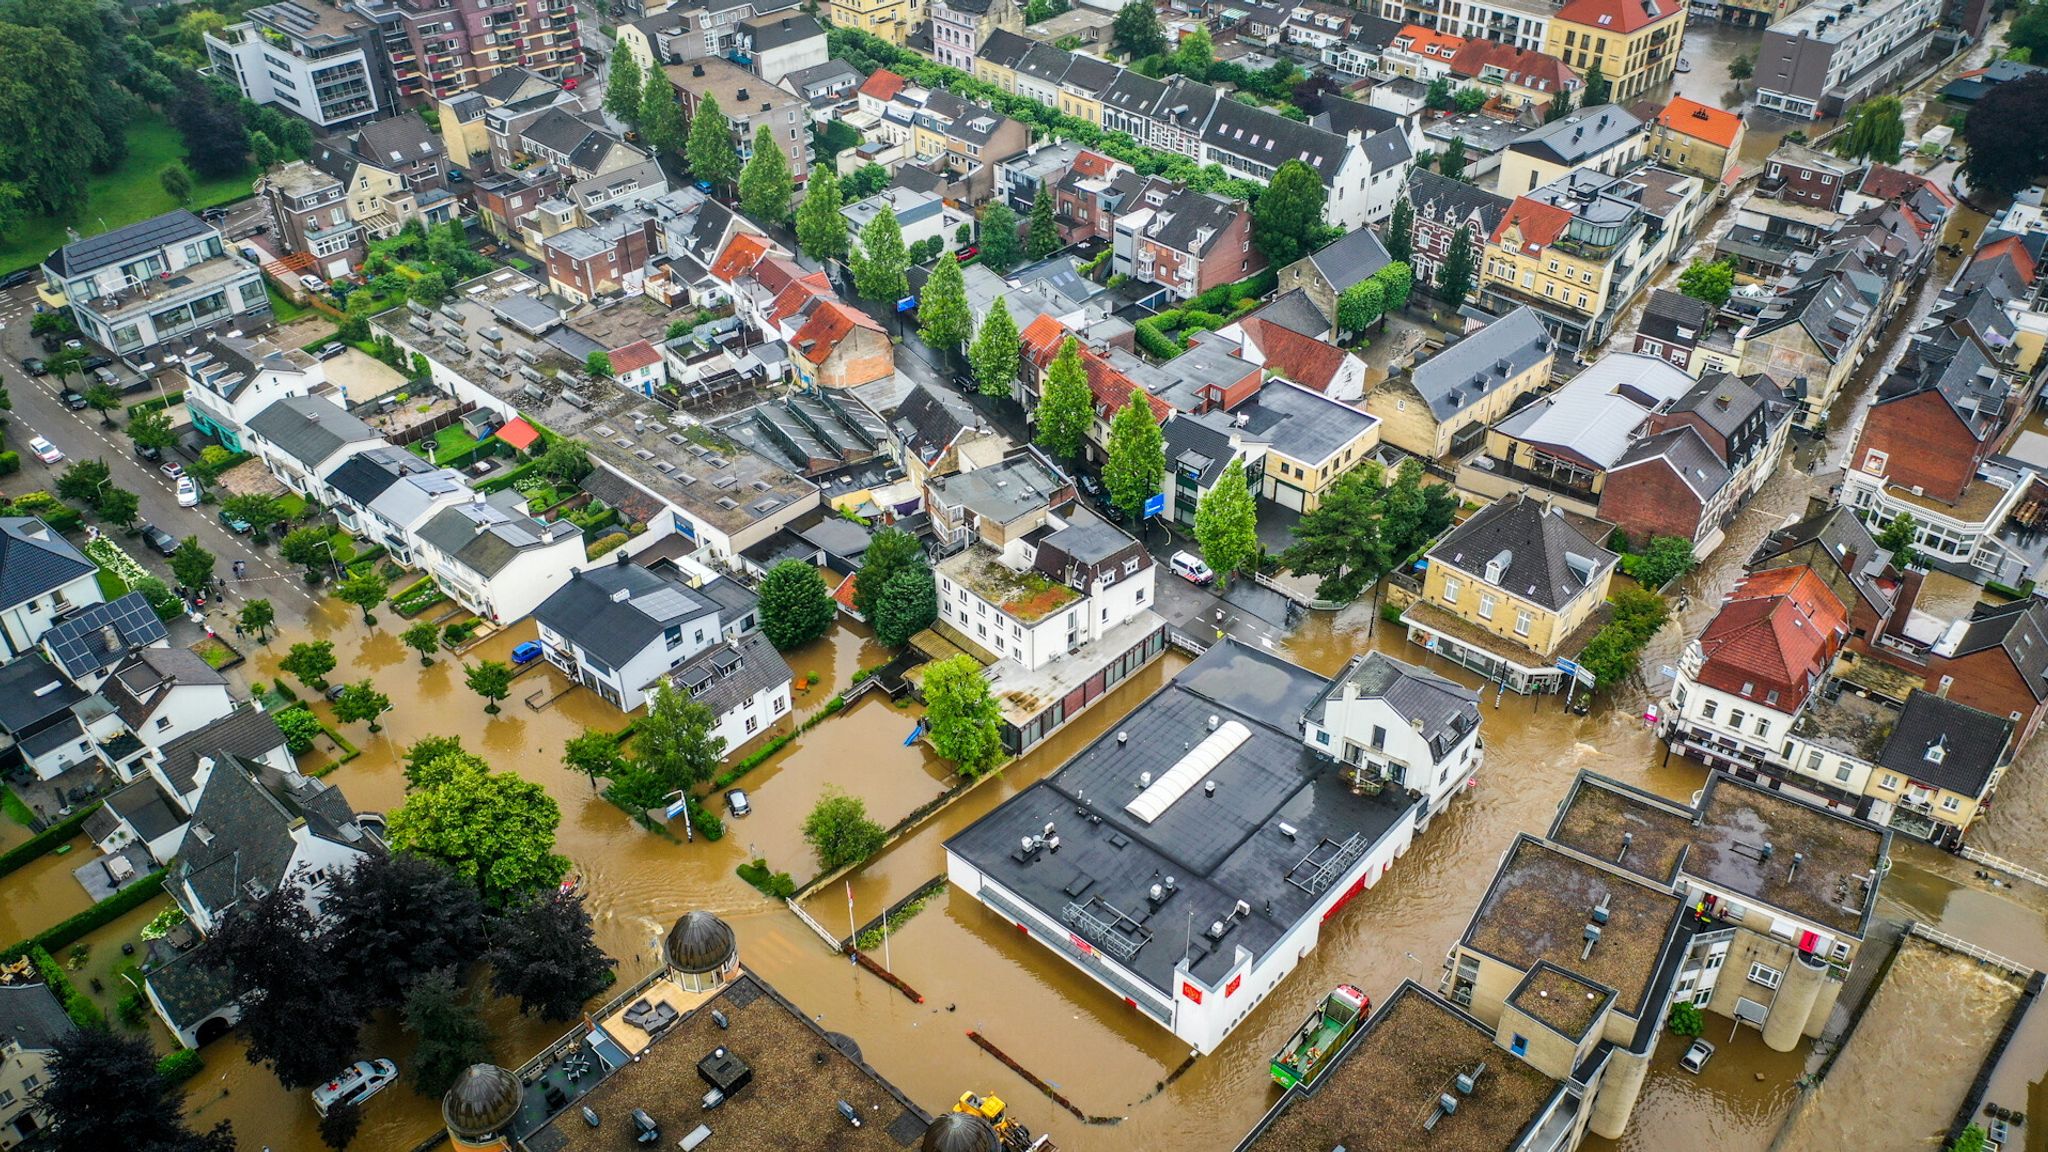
[641,67,687,158]
[1194,457,1259,584]
[1252,160,1325,269]
[971,296,1022,399]
[334,680,391,733]
[919,244,973,356]
[1112,0,1166,58]
[978,201,1021,272]
[1387,197,1415,263]
[922,654,1004,777]
[1103,390,1164,519]
[1337,276,1385,335]
[1440,135,1468,182]
[1836,94,1905,163]
[759,559,836,649]
[795,165,849,262]
[1582,59,1611,105]
[739,125,793,222]
[874,564,938,647]
[618,681,725,808]
[210,886,364,1089]
[605,49,644,127]
[387,757,569,906]
[485,892,617,1021]
[329,853,484,1009]
[1876,512,1922,569]
[1035,336,1094,459]
[0,24,110,216]
[851,208,910,307]
[281,640,337,691]
[1171,25,1213,80]
[1281,465,1390,602]
[1439,224,1477,307]
[686,94,740,192]
[402,968,492,1096]
[803,787,887,870]
[1677,259,1735,308]
[562,727,626,791]
[854,528,924,621]
[1027,191,1060,259]
[336,569,386,625]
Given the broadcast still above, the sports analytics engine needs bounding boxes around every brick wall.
[1854,389,1978,504]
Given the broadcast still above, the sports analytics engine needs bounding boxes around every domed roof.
[442,1064,521,1140]
[922,1113,1002,1152]
[664,910,738,974]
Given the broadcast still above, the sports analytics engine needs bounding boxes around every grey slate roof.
[1141,185,1246,257]
[1409,306,1550,421]
[107,648,227,731]
[1949,599,2048,703]
[1202,92,1355,182]
[893,383,977,465]
[1198,379,1375,466]
[663,631,792,720]
[1163,412,1239,488]
[176,754,372,923]
[0,980,73,1053]
[1306,651,1481,762]
[1639,289,1711,347]
[1750,504,1893,614]
[1509,105,1643,164]
[977,27,1033,71]
[1611,425,1729,500]
[352,114,442,169]
[534,561,719,670]
[324,444,435,507]
[738,11,823,49]
[1406,168,1509,238]
[1306,229,1393,295]
[1876,690,2012,798]
[46,210,211,278]
[1241,288,1328,339]
[0,517,97,610]
[20,716,85,760]
[246,395,380,469]
[143,939,238,1035]
[155,708,289,796]
[694,575,760,624]
[1429,494,1617,612]
[416,498,563,578]
[0,656,86,734]
[107,776,184,842]
[41,593,167,680]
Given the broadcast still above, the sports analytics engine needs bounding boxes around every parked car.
[0,269,34,290]
[19,357,45,376]
[27,436,61,464]
[310,1059,398,1118]
[160,461,185,480]
[298,273,327,294]
[510,640,543,666]
[79,355,112,372]
[59,388,86,410]
[141,525,180,555]
[955,245,980,262]
[324,683,348,703]
[238,246,263,264]
[1679,1040,1714,1074]
[133,442,161,464]
[1077,473,1102,498]
[315,342,345,360]
[725,789,751,818]
[175,476,200,508]
[1170,551,1215,585]
[218,507,251,534]
[447,167,466,184]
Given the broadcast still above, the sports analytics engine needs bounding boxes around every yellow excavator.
[952,1092,1055,1151]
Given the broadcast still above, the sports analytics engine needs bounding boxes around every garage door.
[1272,482,1306,512]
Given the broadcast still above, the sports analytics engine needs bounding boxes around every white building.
[534,555,729,712]
[661,633,794,750]
[842,186,973,257]
[243,395,385,505]
[946,641,1478,1054]
[322,446,473,561]
[203,1,385,129]
[412,493,586,623]
[41,211,270,365]
[178,336,324,454]
[0,517,104,662]
[1302,652,1486,827]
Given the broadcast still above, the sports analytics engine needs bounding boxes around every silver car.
[1679,1039,1714,1074]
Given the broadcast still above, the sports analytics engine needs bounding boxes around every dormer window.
[1926,737,1948,765]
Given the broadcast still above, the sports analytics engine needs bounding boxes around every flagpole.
[883,905,892,972]
[846,881,857,961]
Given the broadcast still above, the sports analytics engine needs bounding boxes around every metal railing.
[1960,847,2048,892]
[1908,922,2036,979]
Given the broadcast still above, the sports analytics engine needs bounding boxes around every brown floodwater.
[0,835,96,946]
[3,146,2029,1152]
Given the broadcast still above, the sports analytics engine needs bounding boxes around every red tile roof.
[1448,39,1577,93]
[1554,0,1681,35]
[1974,236,2038,286]
[859,69,906,102]
[768,276,833,327]
[1394,24,1465,59]
[1859,165,1957,211]
[1241,318,1348,393]
[1656,97,1742,149]
[1020,314,1170,421]
[1020,313,1071,365]
[1069,150,1124,180]
[791,301,882,365]
[609,339,662,374]
[494,416,540,451]
[1493,197,1573,253]
[708,234,770,284]
[1694,565,1847,710]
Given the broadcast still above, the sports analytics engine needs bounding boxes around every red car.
[563,76,579,91]
[955,245,979,262]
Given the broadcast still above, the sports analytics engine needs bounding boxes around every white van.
[311,1059,399,1116]
[1170,551,1215,585]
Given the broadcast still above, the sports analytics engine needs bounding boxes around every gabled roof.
[661,631,794,718]
[0,516,97,610]
[1509,105,1643,165]
[0,981,72,1054]
[790,300,884,366]
[416,498,567,578]
[155,708,288,796]
[1751,504,1895,615]
[1492,196,1573,253]
[1448,38,1577,92]
[892,382,978,464]
[1639,288,1711,345]
[175,753,371,922]
[1307,651,1481,762]
[610,339,663,374]
[41,592,167,680]
[708,232,772,284]
[324,444,435,507]
[1693,565,1846,709]
[351,113,443,169]
[46,210,210,278]
[1304,229,1393,294]
[1239,317,1352,393]
[1944,599,2048,702]
[107,648,228,731]
[1406,169,1511,237]
[1609,424,1729,500]
[1554,0,1679,33]
[1428,494,1616,613]
[535,562,718,671]
[1877,690,2012,798]
[1655,97,1741,149]
[246,395,380,468]
[1492,352,1693,469]
[1409,306,1551,421]
[1392,23,1464,58]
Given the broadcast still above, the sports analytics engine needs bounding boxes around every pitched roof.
[1428,494,1616,612]
[176,754,369,921]
[1945,599,2048,702]
[0,980,72,1054]
[155,708,288,796]
[662,631,793,717]
[1493,196,1573,252]
[533,563,718,671]
[46,210,211,278]
[107,648,228,730]
[1408,306,1551,421]
[0,516,96,609]
[609,339,663,374]
[1656,97,1741,149]
[1307,651,1481,762]
[1406,169,1511,237]
[1693,565,1846,708]
[1393,23,1465,58]
[246,395,380,468]
[41,592,167,680]
[1509,105,1644,165]
[1448,39,1577,92]
[0,656,85,734]
[790,300,883,365]
[1239,317,1350,393]
[1554,0,1680,33]
[1241,288,1329,339]
[708,233,772,284]
[1305,229,1394,294]
[1492,352,1694,468]
[1609,425,1729,500]
[1877,690,2013,798]
[416,499,566,578]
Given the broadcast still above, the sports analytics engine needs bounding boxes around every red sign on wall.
[1182,981,1203,1004]
[1225,974,1242,998]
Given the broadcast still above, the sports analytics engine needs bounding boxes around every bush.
[1668,1001,1704,1037]
[586,532,629,560]
[737,858,797,899]
[0,451,18,476]
[125,391,187,419]
[687,796,724,841]
[156,1049,204,1085]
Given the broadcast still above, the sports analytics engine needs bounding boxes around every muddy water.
[1780,936,2026,1148]
[0,835,95,945]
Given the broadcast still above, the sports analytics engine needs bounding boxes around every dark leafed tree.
[1279,464,1391,602]
[1438,223,1477,307]
[739,125,794,222]
[971,296,1022,399]
[40,1026,236,1152]
[1111,0,1166,58]
[758,560,836,648]
[977,201,1021,272]
[486,892,619,1021]
[210,883,365,1088]
[402,968,493,1095]
[329,852,485,1008]
[1034,336,1094,460]
[686,94,740,193]
[853,528,924,621]
[873,563,938,647]
[1252,160,1324,268]
[1386,196,1414,263]
[1027,191,1061,258]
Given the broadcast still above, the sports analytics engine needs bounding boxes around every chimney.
[616,547,631,567]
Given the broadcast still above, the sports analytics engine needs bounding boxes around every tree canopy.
[971,296,1022,399]
[387,756,570,906]
[42,1024,235,1152]
[1280,460,1456,601]
[978,201,1022,272]
[686,94,739,191]
[1253,160,1324,268]
[739,125,794,222]
[795,165,849,261]
[804,787,888,870]
[1964,75,2048,198]
[485,892,618,1021]
[1103,390,1165,518]
[923,653,1005,776]
[1035,336,1094,459]
[1835,94,1904,163]
[759,559,836,649]
[1677,259,1735,308]
[919,250,973,354]
[851,208,911,306]
[1194,457,1259,583]
[1112,0,1166,58]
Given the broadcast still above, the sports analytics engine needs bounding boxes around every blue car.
[511,641,544,666]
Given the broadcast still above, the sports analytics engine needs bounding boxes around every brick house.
[784,298,891,389]
[1850,336,2012,505]
[1632,289,1712,372]
[1403,169,1509,295]
[1598,371,1795,552]
[1050,150,1133,244]
[1275,228,1393,331]
[1927,599,2048,747]
[1111,179,1262,301]
[1749,502,1914,658]
[1757,142,1860,212]
[542,213,656,303]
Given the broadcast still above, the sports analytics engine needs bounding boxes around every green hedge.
[3,874,169,965]
[737,858,796,898]
[125,391,186,418]
[476,458,542,494]
[29,946,104,1029]
[0,803,102,881]
[0,451,18,477]
[156,1049,204,1084]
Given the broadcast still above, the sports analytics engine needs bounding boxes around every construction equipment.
[953,1091,1055,1151]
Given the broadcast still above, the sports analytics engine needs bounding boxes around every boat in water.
[1270,985,1371,1089]
[311,1059,398,1116]
[1675,57,1693,72]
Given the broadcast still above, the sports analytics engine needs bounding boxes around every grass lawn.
[190,636,239,670]
[0,113,258,276]
[430,425,481,458]
[267,284,311,323]
[1,786,34,827]
[276,493,308,520]
[95,568,129,600]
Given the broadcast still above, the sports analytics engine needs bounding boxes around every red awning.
[495,416,540,451]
